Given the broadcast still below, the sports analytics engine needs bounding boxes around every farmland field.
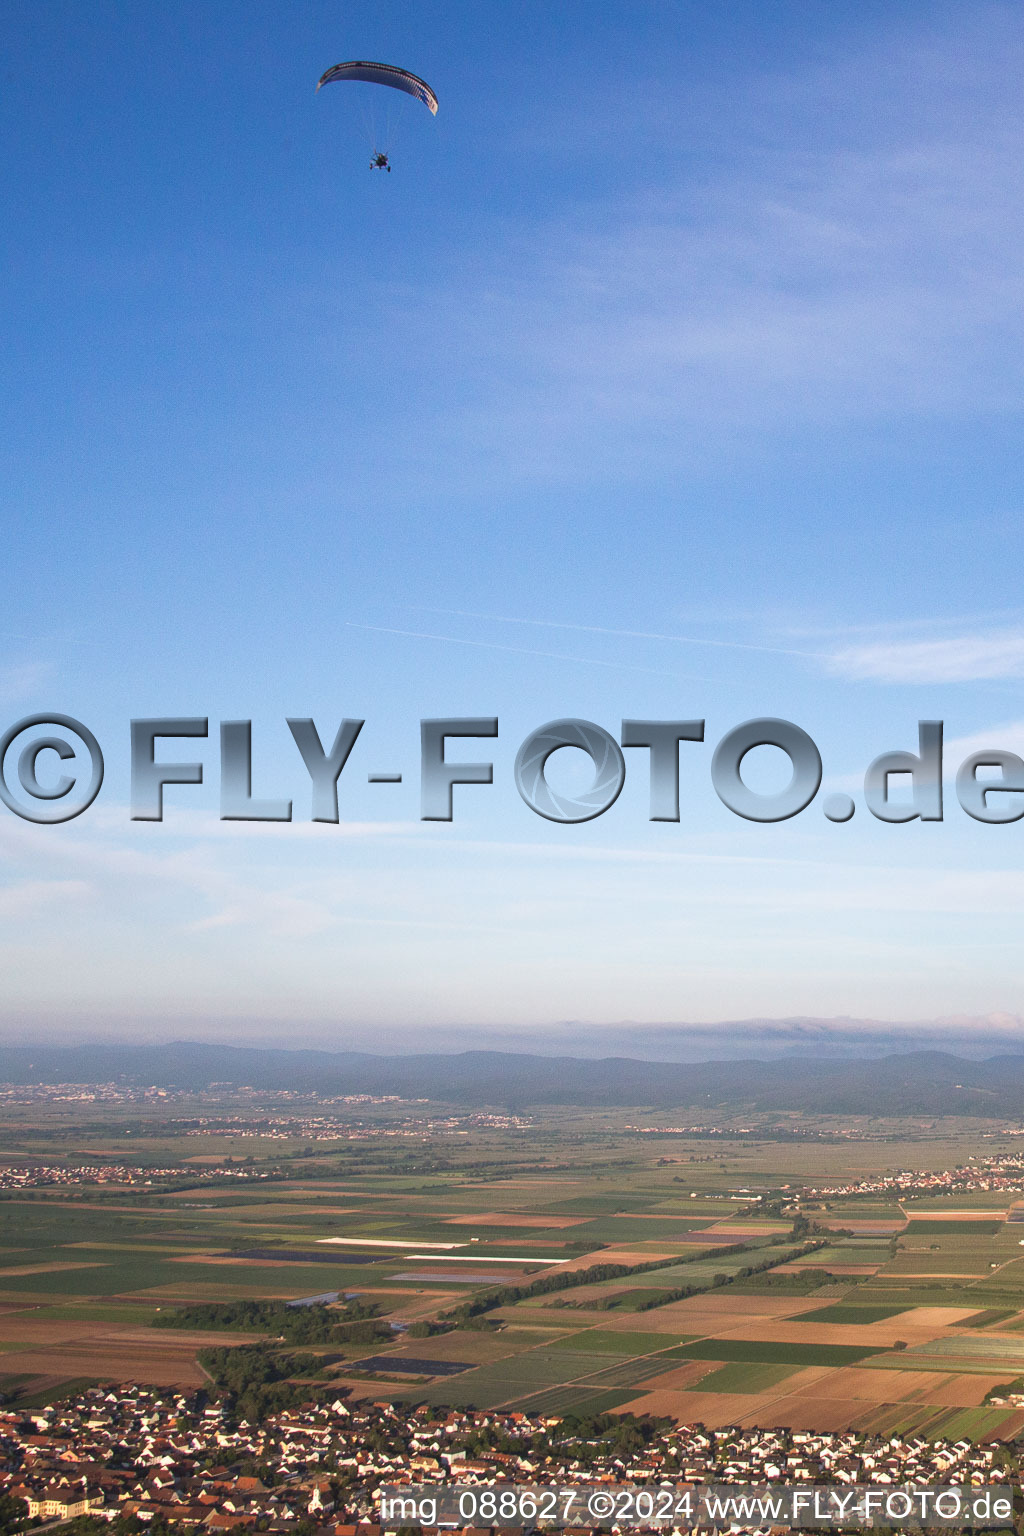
[0,1095,1024,1439]
[684,1361,799,1393]
[796,1304,911,1324]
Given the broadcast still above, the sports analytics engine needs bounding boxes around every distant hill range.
[1,1042,1024,1116]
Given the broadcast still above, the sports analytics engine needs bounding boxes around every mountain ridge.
[1,1040,1023,1115]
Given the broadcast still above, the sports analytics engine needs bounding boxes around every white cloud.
[827,630,1024,682]
[944,721,1024,761]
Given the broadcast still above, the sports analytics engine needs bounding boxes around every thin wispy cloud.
[828,629,1024,683]
[405,607,1024,688]
[405,605,1024,689]
[345,622,708,679]
[331,14,1024,493]
[943,721,1024,761]
[411,608,820,659]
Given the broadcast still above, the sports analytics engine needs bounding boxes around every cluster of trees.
[66,1517,327,1536]
[459,1411,672,1465]
[198,1342,301,1390]
[982,1374,1024,1404]
[788,1213,854,1240]
[153,1296,382,1344]
[740,1265,841,1293]
[332,1318,393,1345]
[0,1494,26,1535]
[405,1319,454,1339]
[552,1412,672,1466]
[197,1343,326,1422]
[156,1295,411,1420]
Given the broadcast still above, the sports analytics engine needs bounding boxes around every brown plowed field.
[663,1294,828,1318]
[591,1296,833,1333]
[768,1364,1017,1410]
[559,1248,679,1269]
[910,1210,1008,1220]
[987,1409,1024,1439]
[628,1360,731,1392]
[0,1321,250,1390]
[774,1263,881,1274]
[0,1317,246,1348]
[924,1373,1010,1406]
[831,1221,905,1232]
[897,1306,987,1326]
[612,1355,1018,1430]
[753,1394,887,1431]
[705,1223,790,1235]
[781,1366,957,1404]
[886,1271,986,1279]
[710,1319,947,1348]
[614,1386,857,1432]
[0,1342,206,1387]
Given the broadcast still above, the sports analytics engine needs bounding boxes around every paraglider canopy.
[316,61,439,116]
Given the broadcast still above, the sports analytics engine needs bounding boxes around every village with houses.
[0,1385,1015,1534]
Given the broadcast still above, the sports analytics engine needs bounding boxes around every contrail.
[411,606,823,659]
[345,623,712,680]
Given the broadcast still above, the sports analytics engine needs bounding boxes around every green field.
[687,1361,799,1393]
[508,1385,639,1416]
[905,1220,1004,1234]
[964,1308,1017,1327]
[790,1246,890,1265]
[796,1304,910,1324]
[576,1355,690,1388]
[546,1330,688,1354]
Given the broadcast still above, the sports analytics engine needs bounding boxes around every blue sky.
[4,0,1024,1051]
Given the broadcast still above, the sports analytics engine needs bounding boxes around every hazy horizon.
[2,1014,1024,1063]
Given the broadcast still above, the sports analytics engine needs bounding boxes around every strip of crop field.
[665,1339,883,1366]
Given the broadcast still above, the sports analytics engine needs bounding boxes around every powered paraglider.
[317,60,438,169]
